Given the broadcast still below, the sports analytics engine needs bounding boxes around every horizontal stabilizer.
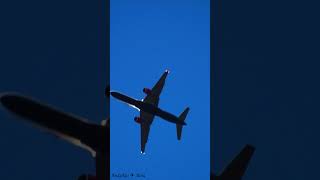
[176,107,189,140]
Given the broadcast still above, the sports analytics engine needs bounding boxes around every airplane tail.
[218,145,255,180]
[176,107,189,140]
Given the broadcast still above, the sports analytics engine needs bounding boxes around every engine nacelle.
[134,116,142,124]
[78,174,96,180]
[143,88,152,95]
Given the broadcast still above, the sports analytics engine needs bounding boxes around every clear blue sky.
[110,0,210,179]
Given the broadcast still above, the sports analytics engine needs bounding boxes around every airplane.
[211,144,255,180]
[110,70,190,153]
[0,92,109,180]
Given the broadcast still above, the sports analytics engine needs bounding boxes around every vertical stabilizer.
[218,145,255,180]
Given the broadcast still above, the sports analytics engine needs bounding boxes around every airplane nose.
[110,91,121,99]
[0,93,35,117]
[110,91,117,97]
[0,93,18,110]
[110,91,125,100]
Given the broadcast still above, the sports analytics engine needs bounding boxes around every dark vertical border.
[106,0,110,179]
[210,0,213,178]
[210,0,221,177]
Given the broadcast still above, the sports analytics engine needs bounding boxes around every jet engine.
[143,88,152,95]
[78,174,96,180]
[134,116,142,124]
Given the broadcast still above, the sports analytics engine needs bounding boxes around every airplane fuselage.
[110,91,186,125]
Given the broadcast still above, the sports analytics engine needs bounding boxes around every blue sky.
[110,0,210,179]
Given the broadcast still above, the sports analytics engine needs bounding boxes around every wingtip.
[165,69,170,74]
[141,151,146,155]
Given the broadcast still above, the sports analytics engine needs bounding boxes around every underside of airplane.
[110,70,190,153]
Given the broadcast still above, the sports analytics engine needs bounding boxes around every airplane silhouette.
[0,92,109,180]
[0,88,253,180]
[110,70,189,153]
[211,145,255,180]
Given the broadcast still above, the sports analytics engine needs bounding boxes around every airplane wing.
[143,70,169,105]
[140,111,155,153]
[140,121,150,153]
